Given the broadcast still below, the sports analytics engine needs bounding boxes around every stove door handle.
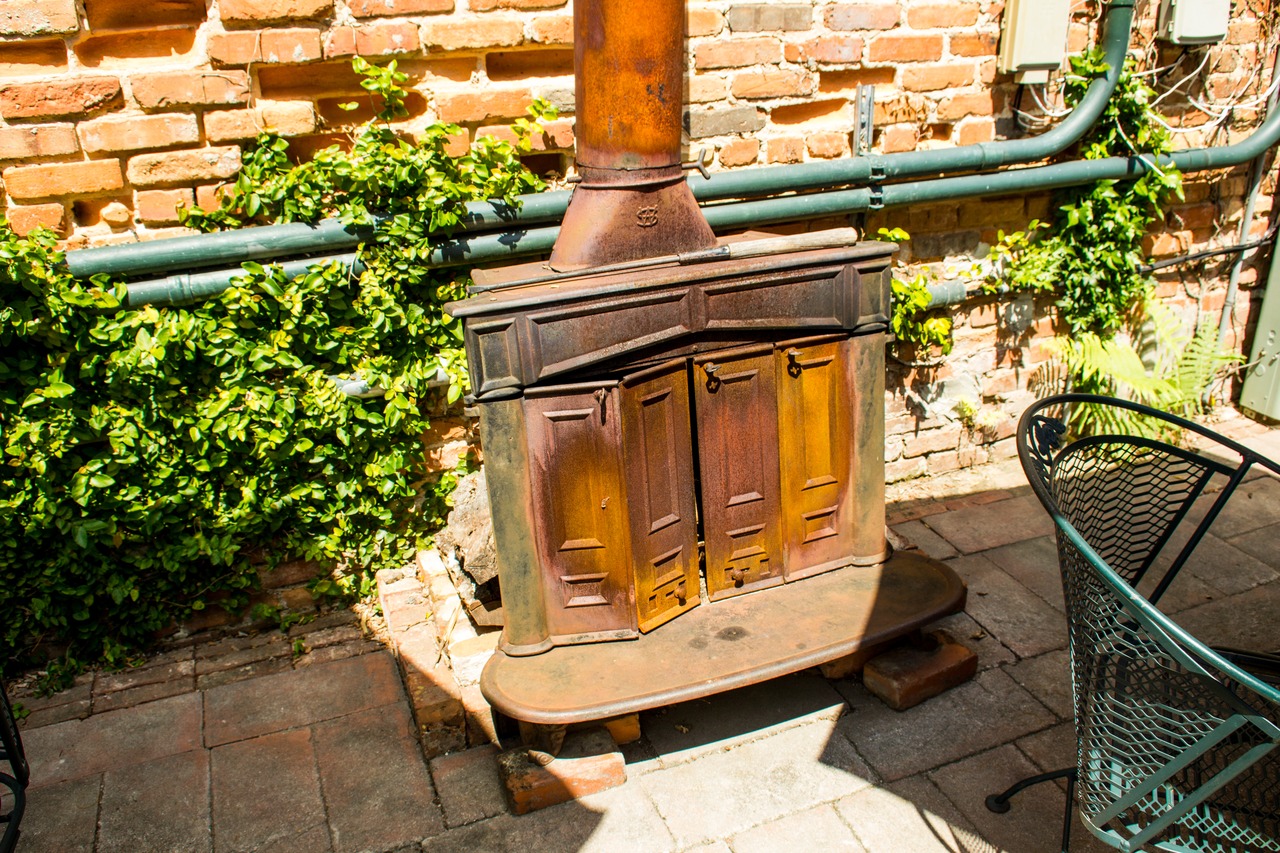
[702,362,720,378]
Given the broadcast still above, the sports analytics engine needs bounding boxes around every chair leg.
[986,766,1078,853]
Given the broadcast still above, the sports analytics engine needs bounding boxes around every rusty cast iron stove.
[445,0,966,727]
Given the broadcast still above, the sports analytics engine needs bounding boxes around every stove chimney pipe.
[548,0,718,271]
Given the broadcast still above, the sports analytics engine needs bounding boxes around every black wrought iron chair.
[987,393,1280,853]
[0,678,27,853]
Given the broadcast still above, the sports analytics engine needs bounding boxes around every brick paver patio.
[9,415,1280,852]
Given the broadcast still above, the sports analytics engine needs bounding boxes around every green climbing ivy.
[0,58,553,684]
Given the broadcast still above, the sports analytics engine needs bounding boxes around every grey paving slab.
[203,650,404,747]
[835,774,990,853]
[928,610,1016,672]
[210,728,330,853]
[728,803,867,853]
[835,667,1056,782]
[430,744,507,828]
[97,749,211,853]
[419,818,512,853]
[945,554,1067,658]
[640,718,874,847]
[981,535,1063,611]
[1004,648,1073,720]
[21,691,202,788]
[1014,721,1076,776]
[501,783,676,853]
[920,494,1054,554]
[1230,520,1280,568]
[313,704,443,852]
[891,519,960,560]
[642,672,847,767]
[929,745,1112,853]
[1206,475,1280,538]
[1150,530,1279,598]
[1173,581,1280,653]
[12,773,100,853]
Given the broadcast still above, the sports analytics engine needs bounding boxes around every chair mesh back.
[1040,434,1280,851]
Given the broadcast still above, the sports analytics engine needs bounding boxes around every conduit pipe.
[67,1,1136,281]
[120,98,1280,307]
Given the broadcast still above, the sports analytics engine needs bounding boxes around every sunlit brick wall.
[0,0,1276,478]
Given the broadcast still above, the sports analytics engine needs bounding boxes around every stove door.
[776,337,855,580]
[694,345,785,600]
[525,383,638,643]
[621,361,700,632]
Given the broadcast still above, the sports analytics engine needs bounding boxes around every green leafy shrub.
[0,59,552,680]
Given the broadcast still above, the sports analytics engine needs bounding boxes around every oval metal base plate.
[480,551,968,725]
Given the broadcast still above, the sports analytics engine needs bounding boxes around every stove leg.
[518,721,568,765]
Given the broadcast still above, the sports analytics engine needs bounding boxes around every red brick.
[826,3,899,31]
[436,88,533,123]
[0,77,121,120]
[84,0,205,29]
[878,124,919,153]
[497,727,625,815]
[194,183,224,211]
[936,91,999,121]
[1169,202,1218,230]
[687,7,724,37]
[950,32,997,57]
[1227,19,1260,45]
[719,137,759,167]
[907,3,980,29]
[5,202,67,235]
[258,28,323,63]
[788,34,863,64]
[260,101,317,135]
[771,98,849,124]
[258,60,369,99]
[126,146,241,188]
[487,47,573,80]
[807,130,849,159]
[421,18,524,50]
[349,0,452,15]
[863,631,978,710]
[688,74,728,103]
[0,123,79,161]
[0,0,78,36]
[219,0,333,26]
[695,37,781,69]
[868,34,943,63]
[203,108,260,141]
[471,0,565,9]
[131,71,250,110]
[903,424,963,458]
[475,118,572,151]
[731,68,813,98]
[74,28,198,70]
[902,63,974,92]
[0,39,68,76]
[529,13,572,44]
[768,136,805,164]
[79,113,199,154]
[3,159,123,200]
[819,66,895,92]
[323,26,357,57]
[134,188,193,224]
[956,118,994,145]
[207,31,262,65]
[354,21,421,55]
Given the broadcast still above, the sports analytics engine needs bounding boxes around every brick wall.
[0,0,1276,481]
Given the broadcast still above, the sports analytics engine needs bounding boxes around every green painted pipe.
[120,95,1280,307]
[126,252,364,306]
[67,2,1134,281]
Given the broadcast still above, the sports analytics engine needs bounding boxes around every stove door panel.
[525,386,638,642]
[777,338,855,581]
[621,362,700,633]
[694,349,784,600]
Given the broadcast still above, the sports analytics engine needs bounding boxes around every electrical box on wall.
[1158,0,1231,44]
[998,0,1073,84]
